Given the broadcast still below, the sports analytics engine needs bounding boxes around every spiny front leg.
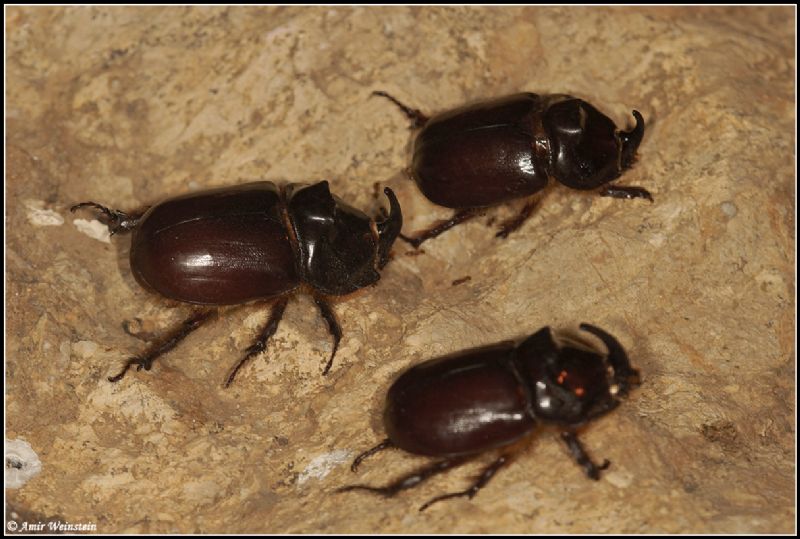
[70,202,144,235]
[337,457,469,499]
[560,431,610,480]
[223,297,289,388]
[400,207,482,249]
[109,309,217,382]
[313,296,342,375]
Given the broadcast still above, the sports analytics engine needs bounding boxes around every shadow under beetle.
[374,91,653,247]
[338,323,640,511]
[71,181,402,385]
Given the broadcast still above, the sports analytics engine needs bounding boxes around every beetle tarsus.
[109,309,216,383]
[372,90,429,129]
[224,298,289,388]
[338,457,467,498]
[598,185,653,202]
[561,431,609,480]
[401,207,482,249]
[107,360,135,383]
[70,201,142,235]
[314,296,342,376]
[350,438,395,472]
[418,454,509,512]
[495,199,538,239]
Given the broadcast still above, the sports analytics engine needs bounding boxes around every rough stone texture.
[5,6,795,534]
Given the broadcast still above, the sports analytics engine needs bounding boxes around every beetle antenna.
[376,187,403,269]
[619,110,645,169]
[578,323,640,397]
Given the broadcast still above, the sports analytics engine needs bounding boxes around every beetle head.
[515,326,636,425]
[545,99,645,190]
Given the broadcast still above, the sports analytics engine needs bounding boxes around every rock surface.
[6,6,794,534]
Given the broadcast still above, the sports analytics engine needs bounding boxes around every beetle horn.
[376,187,403,269]
[619,110,645,169]
[579,323,641,397]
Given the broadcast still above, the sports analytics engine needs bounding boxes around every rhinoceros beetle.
[71,180,402,385]
[337,323,640,511]
[374,91,652,247]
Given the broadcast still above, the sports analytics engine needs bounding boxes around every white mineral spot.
[604,469,634,488]
[297,450,352,485]
[649,232,667,247]
[25,200,64,226]
[73,219,111,243]
[720,201,738,218]
[5,438,43,489]
[73,340,99,358]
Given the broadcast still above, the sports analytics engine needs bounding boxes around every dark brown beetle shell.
[411,94,551,208]
[384,341,534,457]
[131,182,299,305]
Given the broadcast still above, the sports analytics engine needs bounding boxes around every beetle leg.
[108,309,217,383]
[495,199,538,239]
[223,297,289,388]
[70,202,144,235]
[313,296,342,376]
[350,438,395,472]
[371,90,429,129]
[418,454,510,512]
[598,185,653,202]
[337,457,469,499]
[400,207,481,249]
[560,431,611,480]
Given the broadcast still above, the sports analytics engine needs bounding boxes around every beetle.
[373,91,653,247]
[337,323,640,511]
[70,180,402,385]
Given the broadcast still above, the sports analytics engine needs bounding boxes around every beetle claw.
[70,201,142,234]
